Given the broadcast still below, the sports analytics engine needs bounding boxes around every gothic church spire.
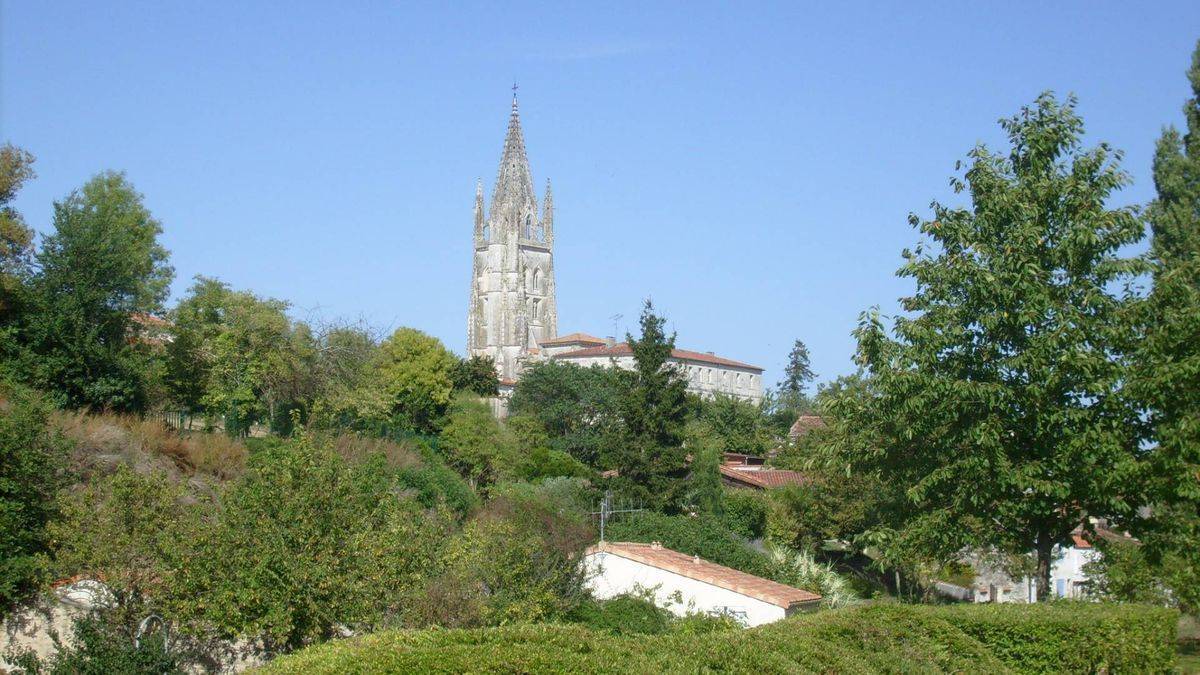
[490,94,537,217]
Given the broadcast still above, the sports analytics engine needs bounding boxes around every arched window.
[532,268,542,292]
[525,214,533,238]
[481,224,490,241]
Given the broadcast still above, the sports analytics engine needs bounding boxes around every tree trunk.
[1035,535,1054,602]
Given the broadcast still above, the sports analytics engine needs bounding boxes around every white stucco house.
[583,541,821,627]
[941,525,1128,603]
[542,334,764,405]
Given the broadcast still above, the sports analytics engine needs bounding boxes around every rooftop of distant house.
[538,332,608,347]
[788,415,827,439]
[719,464,810,489]
[551,341,763,372]
[587,541,821,610]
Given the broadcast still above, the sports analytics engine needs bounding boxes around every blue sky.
[3,2,1199,388]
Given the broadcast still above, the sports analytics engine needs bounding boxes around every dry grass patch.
[53,410,247,481]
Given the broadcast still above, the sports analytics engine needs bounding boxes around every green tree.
[451,355,499,397]
[831,93,1145,600]
[508,360,622,466]
[697,393,770,456]
[24,171,174,410]
[607,301,691,511]
[1134,40,1200,615]
[438,395,515,488]
[0,386,70,613]
[327,327,457,434]
[682,420,723,516]
[166,277,314,435]
[0,144,36,324]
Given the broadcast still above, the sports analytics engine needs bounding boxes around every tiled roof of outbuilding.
[587,541,821,609]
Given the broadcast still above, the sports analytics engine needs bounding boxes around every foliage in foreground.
[0,386,70,613]
[259,602,1177,675]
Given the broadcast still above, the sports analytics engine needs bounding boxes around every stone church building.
[468,96,763,405]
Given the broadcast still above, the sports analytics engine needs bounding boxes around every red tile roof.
[553,342,762,372]
[719,465,810,489]
[587,541,821,609]
[788,415,827,439]
[538,332,607,346]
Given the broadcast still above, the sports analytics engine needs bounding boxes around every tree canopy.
[830,93,1146,599]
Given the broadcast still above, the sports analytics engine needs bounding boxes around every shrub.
[766,545,858,608]
[0,386,70,612]
[5,610,189,674]
[427,492,593,627]
[165,435,453,651]
[930,602,1178,674]
[605,511,775,578]
[566,594,673,635]
[261,602,1178,675]
[722,489,767,540]
[48,466,197,604]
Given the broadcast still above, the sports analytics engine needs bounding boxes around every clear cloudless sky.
[3,2,1199,387]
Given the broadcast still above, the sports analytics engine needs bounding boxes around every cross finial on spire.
[511,81,519,109]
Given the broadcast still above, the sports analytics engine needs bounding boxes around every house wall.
[551,355,764,405]
[583,551,787,627]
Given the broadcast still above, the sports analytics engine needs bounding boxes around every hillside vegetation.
[260,603,1178,675]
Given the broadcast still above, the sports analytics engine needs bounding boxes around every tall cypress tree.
[1136,40,1200,612]
[608,300,691,511]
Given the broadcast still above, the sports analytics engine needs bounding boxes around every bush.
[767,545,858,608]
[722,489,767,540]
[5,611,188,674]
[930,602,1178,674]
[0,386,70,612]
[423,492,592,627]
[260,602,1178,675]
[605,511,775,578]
[165,434,453,651]
[566,595,673,635]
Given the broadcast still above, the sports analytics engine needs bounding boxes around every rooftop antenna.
[591,490,643,543]
[610,313,623,340]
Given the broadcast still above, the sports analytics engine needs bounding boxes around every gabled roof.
[788,415,827,439]
[553,342,763,372]
[587,541,821,609]
[538,332,607,347]
[719,465,810,489]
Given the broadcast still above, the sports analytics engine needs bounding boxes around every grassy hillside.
[259,602,1177,674]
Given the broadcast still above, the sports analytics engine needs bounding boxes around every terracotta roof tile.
[587,541,821,609]
[788,415,827,439]
[719,465,811,489]
[538,332,607,346]
[553,342,762,372]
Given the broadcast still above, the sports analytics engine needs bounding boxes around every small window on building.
[481,224,490,241]
[525,214,532,238]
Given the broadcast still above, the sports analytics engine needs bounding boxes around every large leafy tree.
[25,171,174,411]
[322,327,457,434]
[608,301,691,511]
[1135,40,1200,612]
[830,93,1145,600]
[166,277,313,434]
[508,360,622,466]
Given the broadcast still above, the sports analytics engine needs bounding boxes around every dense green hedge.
[931,602,1178,674]
[258,602,1178,674]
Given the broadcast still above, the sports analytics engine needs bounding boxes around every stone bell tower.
[467,93,557,381]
